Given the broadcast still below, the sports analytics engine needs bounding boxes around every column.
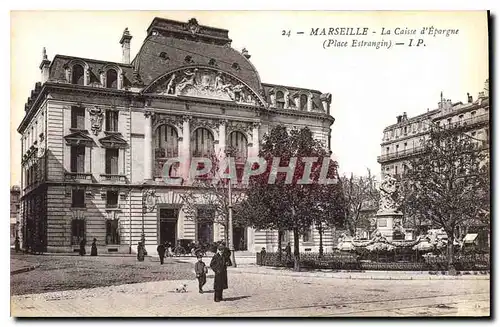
[247,227,255,252]
[252,122,260,157]
[181,115,191,181]
[218,120,227,163]
[144,111,153,180]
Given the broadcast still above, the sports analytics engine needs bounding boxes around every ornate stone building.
[377,79,489,178]
[18,17,335,254]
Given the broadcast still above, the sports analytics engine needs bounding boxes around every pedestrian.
[157,242,166,264]
[165,242,172,257]
[14,236,20,253]
[195,254,208,293]
[90,238,98,256]
[220,242,232,290]
[210,245,227,302]
[137,241,145,262]
[285,242,292,262]
[260,247,267,265]
[79,238,86,256]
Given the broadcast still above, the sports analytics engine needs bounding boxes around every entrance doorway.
[159,208,178,246]
[233,226,247,251]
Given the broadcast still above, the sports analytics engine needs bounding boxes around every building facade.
[18,17,335,254]
[10,186,21,245]
[378,79,489,178]
[377,80,490,240]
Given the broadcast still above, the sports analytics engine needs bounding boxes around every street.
[11,264,489,317]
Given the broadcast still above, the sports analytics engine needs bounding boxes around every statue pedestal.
[376,211,403,241]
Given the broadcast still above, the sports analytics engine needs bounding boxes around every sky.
[10,11,489,186]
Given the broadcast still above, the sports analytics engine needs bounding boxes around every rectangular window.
[105,149,119,175]
[106,191,118,208]
[106,219,120,245]
[105,110,119,132]
[197,208,214,245]
[386,147,389,154]
[71,106,86,129]
[70,146,85,173]
[71,219,85,245]
[72,189,86,208]
[303,227,313,243]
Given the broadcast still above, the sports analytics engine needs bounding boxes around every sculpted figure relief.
[152,68,262,106]
[378,174,400,213]
[175,69,198,94]
[87,106,104,135]
[165,73,176,94]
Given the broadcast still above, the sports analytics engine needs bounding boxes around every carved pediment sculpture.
[87,106,104,136]
[145,67,265,107]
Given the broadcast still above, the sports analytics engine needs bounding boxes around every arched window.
[228,131,248,163]
[106,69,118,89]
[155,124,178,158]
[276,91,285,109]
[300,94,308,111]
[191,128,214,157]
[154,124,179,178]
[72,64,85,85]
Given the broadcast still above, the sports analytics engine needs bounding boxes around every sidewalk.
[229,265,490,280]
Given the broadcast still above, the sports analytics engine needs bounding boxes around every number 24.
[282,30,291,37]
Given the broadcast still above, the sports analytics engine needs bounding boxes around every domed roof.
[133,17,262,94]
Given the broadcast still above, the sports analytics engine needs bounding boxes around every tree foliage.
[339,170,379,236]
[401,126,490,271]
[179,148,246,245]
[235,125,345,270]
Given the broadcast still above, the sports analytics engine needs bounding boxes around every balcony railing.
[65,172,93,181]
[377,146,427,163]
[100,174,127,183]
[434,114,489,131]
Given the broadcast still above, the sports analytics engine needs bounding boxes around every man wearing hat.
[210,245,228,302]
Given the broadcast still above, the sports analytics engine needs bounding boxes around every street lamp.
[225,150,237,268]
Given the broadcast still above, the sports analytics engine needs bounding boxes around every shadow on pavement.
[223,295,251,302]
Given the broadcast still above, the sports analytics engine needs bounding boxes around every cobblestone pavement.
[11,267,489,317]
[10,254,195,296]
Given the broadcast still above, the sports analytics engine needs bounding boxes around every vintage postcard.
[10,11,490,317]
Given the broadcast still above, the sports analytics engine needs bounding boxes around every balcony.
[433,114,489,131]
[100,174,127,183]
[377,146,426,163]
[65,172,93,182]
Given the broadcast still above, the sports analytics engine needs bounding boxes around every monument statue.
[378,174,400,213]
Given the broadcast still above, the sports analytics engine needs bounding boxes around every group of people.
[78,238,98,256]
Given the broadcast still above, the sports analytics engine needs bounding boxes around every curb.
[230,268,490,281]
[11,265,37,276]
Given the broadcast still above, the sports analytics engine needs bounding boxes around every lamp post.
[226,150,237,268]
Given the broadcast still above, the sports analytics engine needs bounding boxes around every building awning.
[463,233,478,243]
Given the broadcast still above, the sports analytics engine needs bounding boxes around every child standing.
[194,254,208,293]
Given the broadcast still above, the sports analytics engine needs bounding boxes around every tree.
[179,149,246,246]
[236,125,344,270]
[401,125,490,272]
[339,170,380,237]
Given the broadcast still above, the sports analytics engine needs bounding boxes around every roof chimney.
[39,47,51,84]
[396,115,402,124]
[119,28,132,64]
